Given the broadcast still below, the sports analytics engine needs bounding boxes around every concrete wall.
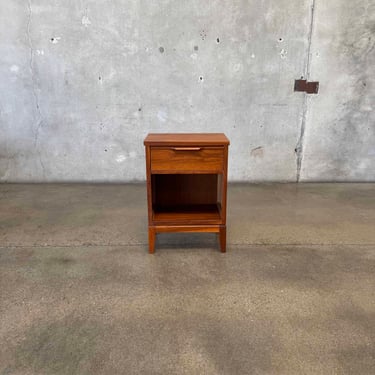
[0,0,374,182]
[301,0,375,181]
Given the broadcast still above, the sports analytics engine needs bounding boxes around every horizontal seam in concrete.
[1,243,374,249]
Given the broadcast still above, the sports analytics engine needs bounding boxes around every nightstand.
[144,133,230,253]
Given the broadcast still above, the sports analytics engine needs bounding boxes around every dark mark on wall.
[199,76,203,81]
[98,76,102,81]
[159,46,165,53]
[194,45,199,51]
[294,79,319,94]
[104,149,107,152]
[216,38,220,43]
[279,38,283,42]
[138,107,142,111]
[251,146,264,158]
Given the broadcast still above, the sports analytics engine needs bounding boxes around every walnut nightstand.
[144,133,230,253]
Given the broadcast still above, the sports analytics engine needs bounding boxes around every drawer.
[151,146,224,173]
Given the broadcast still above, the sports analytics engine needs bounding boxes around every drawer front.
[151,147,224,173]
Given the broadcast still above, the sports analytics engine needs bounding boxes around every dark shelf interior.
[151,174,223,222]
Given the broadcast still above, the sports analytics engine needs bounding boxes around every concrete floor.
[0,183,374,374]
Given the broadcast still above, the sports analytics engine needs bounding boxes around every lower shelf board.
[152,204,221,222]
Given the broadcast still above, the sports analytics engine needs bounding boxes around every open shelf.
[153,203,221,222]
[151,174,223,223]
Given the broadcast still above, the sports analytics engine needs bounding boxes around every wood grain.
[144,133,230,146]
[151,147,224,173]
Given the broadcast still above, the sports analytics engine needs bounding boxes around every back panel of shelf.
[152,174,220,207]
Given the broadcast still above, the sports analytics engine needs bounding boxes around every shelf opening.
[151,174,223,222]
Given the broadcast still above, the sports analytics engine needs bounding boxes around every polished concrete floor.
[0,183,374,374]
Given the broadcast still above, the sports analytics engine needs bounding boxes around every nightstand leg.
[219,227,226,253]
[148,227,155,254]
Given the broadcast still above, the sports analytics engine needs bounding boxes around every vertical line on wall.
[27,0,42,145]
[26,0,46,178]
[296,0,316,182]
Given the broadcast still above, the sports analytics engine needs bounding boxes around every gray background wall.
[0,0,374,182]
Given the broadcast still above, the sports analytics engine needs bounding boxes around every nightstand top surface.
[144,133,230,146]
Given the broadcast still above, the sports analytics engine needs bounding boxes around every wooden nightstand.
[144,133,230,253]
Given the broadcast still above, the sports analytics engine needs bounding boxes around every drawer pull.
[172,147,202,151]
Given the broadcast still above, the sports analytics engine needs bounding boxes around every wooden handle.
[172,147,202,151]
